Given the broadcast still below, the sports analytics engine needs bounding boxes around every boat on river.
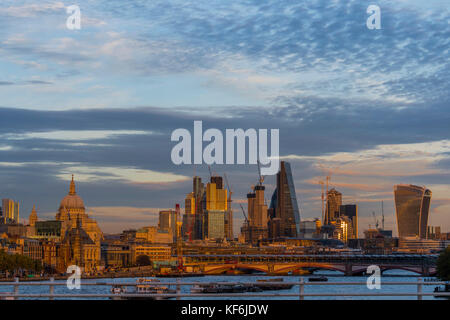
[110,278,175,300]
[434,284,450,299]
[254,278,294,290]
[191,283,253,294]
[308,276,328,282]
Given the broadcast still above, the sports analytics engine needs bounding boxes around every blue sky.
[0,0,449,235]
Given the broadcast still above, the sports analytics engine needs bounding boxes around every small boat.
[239,284,263,292]
[308,276,328,282]
[110,278,175,300]
[0,293,14,300]
[191,283,249,294]
[254,278,293,290]
[434,284,450,299]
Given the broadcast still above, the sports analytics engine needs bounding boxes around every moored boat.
[308,276,328,282]
[434,284,450,299]
[190,283,252,294]
[254,278,293,290]
[110,278,176,300]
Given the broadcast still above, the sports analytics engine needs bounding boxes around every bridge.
[183,254,438,276]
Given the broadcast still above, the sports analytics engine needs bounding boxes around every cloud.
[0,2,65,18]
[0,0,449,234]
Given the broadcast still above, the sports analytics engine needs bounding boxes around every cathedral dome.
[59,175,85,210]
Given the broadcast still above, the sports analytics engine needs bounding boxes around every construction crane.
[224,173,233,203]
[381,201,385,230]
[372,211,379,229]
[239,203,249,224]
[239,203,252,244]
[208,165,212,180]
[318,163,333,224]
[223,173,233,240]
[318,180,325,224]
[257,160,265,186]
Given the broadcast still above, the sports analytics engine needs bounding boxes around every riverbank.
[0,271,426,282]
[0,271,156,282]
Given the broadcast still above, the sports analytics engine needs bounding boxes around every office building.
[203,179,227,240]
[2,198,20,223]
[269,161,301,237]
[339,204,358,239]
[325,188,342,225]
[394,184,431,239]
[242,184,269,243]
[205,210,225,239]
[299,219,320,239]
[158,209,177,239]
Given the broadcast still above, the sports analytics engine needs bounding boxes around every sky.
[0,0,449,236]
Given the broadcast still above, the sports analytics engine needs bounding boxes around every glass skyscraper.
[394,184,432,239]
[269,161,301,237]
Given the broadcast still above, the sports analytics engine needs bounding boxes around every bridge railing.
[0,277,449,300]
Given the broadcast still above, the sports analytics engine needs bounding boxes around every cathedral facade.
[56,175,103,273]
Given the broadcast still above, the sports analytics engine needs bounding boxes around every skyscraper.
[182,192,196,240]
[269,161,301,237]
[394,184,432,239]
[2,198,19,223]
[204,179,227,240]
[325,188,342,225]
[339,204,358,239]
[242,184,269,243]
[192,176,205,240]
[158,209,177,241]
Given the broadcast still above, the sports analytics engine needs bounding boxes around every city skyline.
[1,170,445,238]
[0,0,449,236]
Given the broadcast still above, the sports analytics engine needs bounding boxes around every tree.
[136,255,152,267]
[437,246,450,281]
[0,250,42,274]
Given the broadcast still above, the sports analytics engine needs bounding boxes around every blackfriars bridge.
[183,254,438,276]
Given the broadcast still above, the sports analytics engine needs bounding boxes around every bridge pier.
[345,264,353,276]
[267,264,274,274]
[421,266,430,277]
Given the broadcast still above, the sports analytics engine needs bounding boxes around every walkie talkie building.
[394,184,432,239]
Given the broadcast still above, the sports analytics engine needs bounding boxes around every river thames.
[1,270,445,300]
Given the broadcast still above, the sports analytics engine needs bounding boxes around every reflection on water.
[0,270,442,300]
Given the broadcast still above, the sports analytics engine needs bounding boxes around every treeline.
[437,246,450,281]
[0,250,42,273]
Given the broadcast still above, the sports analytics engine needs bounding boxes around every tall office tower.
[325,188,342,225]
[204,180,227,239]
[394,184,432,239]
[243,185,269,243]
[2,199,20,223]
[192,176,205,240]
[185,192,195,215]
[158,209,177,241]
[269,161,301,237]
[210,176,223,190]
[224,208,233,240]
[183,192,196,240]
[339,204,358,239]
